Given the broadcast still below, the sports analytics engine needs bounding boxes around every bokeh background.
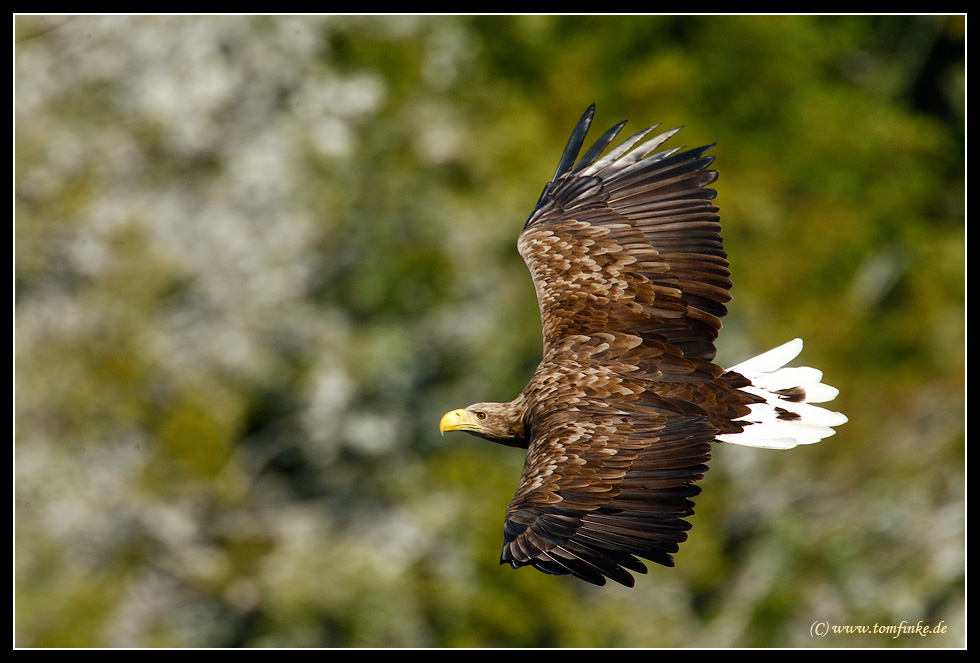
[15,15,964,648]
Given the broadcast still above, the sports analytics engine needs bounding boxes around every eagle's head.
[439,401,528,448]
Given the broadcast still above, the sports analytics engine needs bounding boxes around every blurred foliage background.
[15,15,964,648]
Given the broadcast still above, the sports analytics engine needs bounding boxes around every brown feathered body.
[440,105,847,587]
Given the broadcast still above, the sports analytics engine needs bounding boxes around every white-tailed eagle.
[440,105,847,587]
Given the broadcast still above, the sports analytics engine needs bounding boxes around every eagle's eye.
[476,411,487,420]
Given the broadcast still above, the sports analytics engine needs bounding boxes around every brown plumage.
[440,105,847,587]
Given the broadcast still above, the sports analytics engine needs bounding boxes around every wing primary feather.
[633,127,686,161]
[581,125,659,177]
[601,127,685,174]
[551,103,596,183]
[571,120,627,174]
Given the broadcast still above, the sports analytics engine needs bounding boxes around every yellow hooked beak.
[439,408,483,435]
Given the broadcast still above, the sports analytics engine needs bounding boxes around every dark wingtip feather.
[551,104,596,182]
[572,119,627,175]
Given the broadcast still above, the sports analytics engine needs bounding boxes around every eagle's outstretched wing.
[521,104,731,365]
[503,105,749,586]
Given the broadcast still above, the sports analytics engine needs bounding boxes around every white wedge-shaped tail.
[717,339,848,449]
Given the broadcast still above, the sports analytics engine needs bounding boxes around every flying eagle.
[440,105,847,587]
